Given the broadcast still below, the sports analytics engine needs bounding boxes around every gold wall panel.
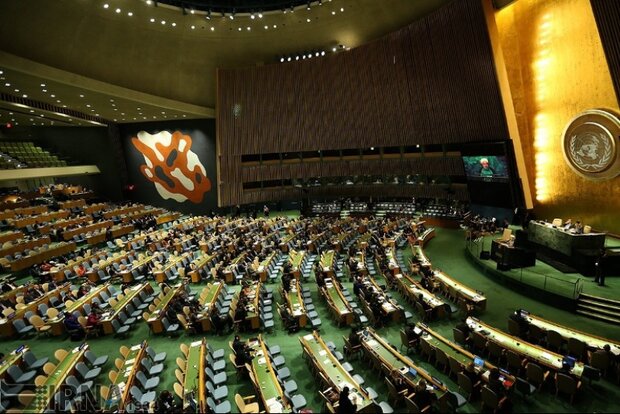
[494,0,620,234]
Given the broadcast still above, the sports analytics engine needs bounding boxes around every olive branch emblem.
[569,133,613,171]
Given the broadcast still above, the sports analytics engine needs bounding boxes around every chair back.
[457,372,473,395]
[567,338,587,360]
[590,350,610,371]
[507,319,520,336]
[556,373,577,394]
[55,349,68,362]
[453,328,467,345]
[481,385,499,409]
[546,330,564,351]
[526,363,545,385]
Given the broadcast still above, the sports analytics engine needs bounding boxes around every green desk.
[104,342,146,412]
[300,331,374,413]
[25,345,86,413]
[523,311,620,356]
[183,340,206,413]
[467,317,585,378]
[360,328,447,393]
[249,336,292,413]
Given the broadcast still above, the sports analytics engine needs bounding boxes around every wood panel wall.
[217,0,508,206]
[591,0,620,106]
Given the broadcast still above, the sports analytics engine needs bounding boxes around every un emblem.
[562,109,620,180]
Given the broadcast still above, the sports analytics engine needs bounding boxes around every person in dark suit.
[412,380,436,409]
[336,387,356,413]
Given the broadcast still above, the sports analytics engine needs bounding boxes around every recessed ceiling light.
[114,119,117,122]
[340,7,344,12]
[4,83,9,87]
[128,12,133,16]
[258,12,263,18]
[22,94,27,98]
[42,89,47,92]
[137,107,141,110]
[161,20,166,25]
[182,114,186,117]
[115,8,121,13]
[191,25,195,29]
[79,94,84,98]
[273,24,277,28]
[63,105,67,108]
[56,100,61,103]
[0,70,3,75]
[210,27,214,31]
[331,11,335,15]
[172,22,176,27]
[95,114,100,116]
[14,89,19,92]
[146,0,152,5]
[150,18,155,23]
[86,104,91,107]
[121,112,125,115]
[238,27,242,31]
[264,25,268,29]
[247,26,251,31]
[190,9,195,14]
[40,83,45,87]
[306,18,311,22]
[113,108,118,111]
[111,103,116,107]
[50,94,55,98]
[103,4,109,9]
[110,99,114,102]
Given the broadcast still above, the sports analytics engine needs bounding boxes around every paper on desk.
[258,357,266,365]
[191,340,202,347]
[303,334,313,341]
[131,344,141,351]
[125,358,135,365]
[319,350,327,356]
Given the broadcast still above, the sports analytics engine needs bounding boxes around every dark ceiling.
[0,0,453,125]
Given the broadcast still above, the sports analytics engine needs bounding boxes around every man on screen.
[479,158,495,177]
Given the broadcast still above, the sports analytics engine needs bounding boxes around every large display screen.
[462,155,510,182]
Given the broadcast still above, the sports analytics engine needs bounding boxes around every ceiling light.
[295,56,299,60]
[86,104,91,107]
[287,57,292,62]
[238,27,242,31]
[56,100,61,103]
[103,4,109,9]
[4,83,9,87]
[42,89,47,92]
[172,22,176,27]
[321,51,325,56]
[146,0,152,5]
[161,20,166,25]
[190,9,195,14]
[258,12,263,18]
[307,3,311,10]
[128,12,133,16]
[206,10,211,19]
[306,18,311,22]
[110,99,114,102]
[40,83,45,87]
[210,27,214,31]
[14,89,19,92]
[191,25,195,29]
[280,57,284,62]
[250,13,255,19]
[115,8,121,13]
[273,24,277,28]
[264,25,268,29]
[80,94,84,98]
[150,18,155,23]
[182,114,186,117]
[315,52,319,57]
[340,7,344,12]
[331,11,335,15]
[22,94,27,98]
[50,94,55,98]
[247,26,251,31]
[0,70,3,75]
[229,13,234,20]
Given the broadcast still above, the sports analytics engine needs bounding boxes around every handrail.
[466,238,582,300]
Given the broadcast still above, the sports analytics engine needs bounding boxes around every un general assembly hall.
[0,0,619,413]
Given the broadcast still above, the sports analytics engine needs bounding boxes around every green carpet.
[2,226,620,413]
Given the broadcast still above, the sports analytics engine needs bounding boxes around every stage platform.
[469,231,620,302]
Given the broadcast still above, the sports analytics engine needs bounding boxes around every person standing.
[594,249,607,286]
[336,387,356,414]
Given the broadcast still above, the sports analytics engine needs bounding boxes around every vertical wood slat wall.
[217,0,509,206]
[590,0,620,106]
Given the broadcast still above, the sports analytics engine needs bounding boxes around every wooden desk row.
[0,230,24,244]
[394,273,447,319]
[248,335,293,413]
[284,279,308,328]
[47,283,110,336]
[104,341,148,412]
[417,323,515,388]
[300,331,374,413]
[180,339,207,413]
[0,283,70,338]
[196,282,225,332]
[320,279,354,326]
[102,283,154,335]
[24,344,88,413]
[0,235,51,257]
[146,283,184,334]
[58,199,86,209]
[0,204,47,220]
[38,216,92,234]
[61,220,113,241]
[521,310,620,357]
[10,210,71,228]
[466,317,586,378]
[360,328,448,397]
[5,241,75,272]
